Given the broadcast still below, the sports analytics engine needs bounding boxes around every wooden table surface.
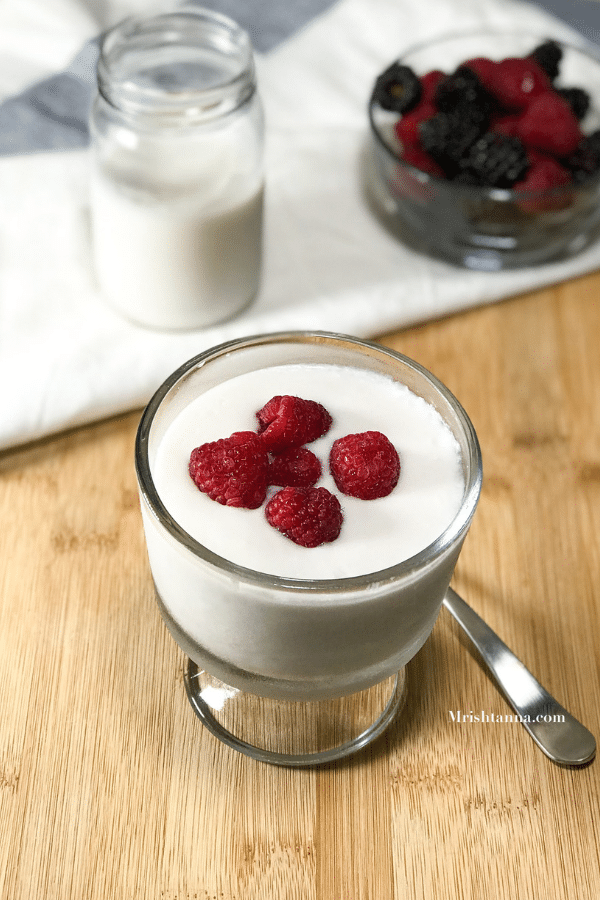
[2,271,600,899]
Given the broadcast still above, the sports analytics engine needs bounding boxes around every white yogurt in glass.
[136,333,482,699]
[152,364,464,579]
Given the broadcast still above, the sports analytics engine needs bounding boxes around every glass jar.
[89,5,264,331]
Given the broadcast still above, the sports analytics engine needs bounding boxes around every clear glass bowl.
[368,31,600,270]
[135,332,482,764]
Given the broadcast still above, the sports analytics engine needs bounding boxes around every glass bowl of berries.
[368,31,600,269]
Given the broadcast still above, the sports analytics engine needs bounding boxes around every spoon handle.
[443,587,596,767]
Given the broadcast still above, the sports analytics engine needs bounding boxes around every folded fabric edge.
[2,248,599,454]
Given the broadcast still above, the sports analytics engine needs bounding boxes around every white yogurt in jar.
[90,171,263,331]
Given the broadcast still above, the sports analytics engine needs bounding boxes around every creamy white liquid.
[91,174,263,330]
[152,364,464,579]
[142,361,471,696]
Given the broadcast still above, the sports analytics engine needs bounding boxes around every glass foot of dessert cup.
[184,660,407,766]
[156,588,408,765]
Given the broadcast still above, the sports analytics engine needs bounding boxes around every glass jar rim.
[135,331,483,595]
[97,5,256,122]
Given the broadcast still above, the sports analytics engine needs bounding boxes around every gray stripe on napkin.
[0,0,338,157]
[529,0,600,44]
[2,0,599,160]
[210,0,338,52]
[0,39,99,155]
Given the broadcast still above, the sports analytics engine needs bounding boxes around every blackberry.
[564,130,600,183]
[459,132,529,188]
[371,62,422,113]
[434,65,494,118]
[530,39,562,80]
[418,108,487,176]
[453,169,484,186]
[557,87,591,121]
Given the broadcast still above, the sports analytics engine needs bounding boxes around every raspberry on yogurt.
[265,486,343,548]
[155,363,464,577]
[269,446,322,488]
[189,431,269,509]
[256,395,332,452]
[330,431,400,500]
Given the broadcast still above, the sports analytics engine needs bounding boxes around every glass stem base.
[183,660,407,766]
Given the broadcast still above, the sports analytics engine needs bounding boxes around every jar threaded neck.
[97,7,255,123]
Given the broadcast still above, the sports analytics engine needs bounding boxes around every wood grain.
[1,272,600,899]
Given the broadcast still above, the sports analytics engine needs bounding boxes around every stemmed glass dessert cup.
[135,332,482,765]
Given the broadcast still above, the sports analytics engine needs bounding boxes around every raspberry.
[371,62,422,114]
[265,486,343,548]
[516,91,582,157]
[393,72,443,150]
[514,153,572,211]
[400,143,445,178]
[463,56,501,90]
[420,70,445,103]
[484,57,551,110]
[189,431,269,509]
[256,395,332,453]
[530,39,562,81]
[269,446,322,488]
[329,431,400,500]
[517,153,571,189]
[490,112,521,138]
[394,101,437,149]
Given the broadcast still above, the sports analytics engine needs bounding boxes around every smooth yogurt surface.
[152,363,464,579]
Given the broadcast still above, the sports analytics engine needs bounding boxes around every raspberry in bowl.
[135,332,482,764]
[368,31,600,269]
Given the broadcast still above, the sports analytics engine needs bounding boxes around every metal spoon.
[443,587,596,767]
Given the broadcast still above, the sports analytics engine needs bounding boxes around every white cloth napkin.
[0,0,598,449]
